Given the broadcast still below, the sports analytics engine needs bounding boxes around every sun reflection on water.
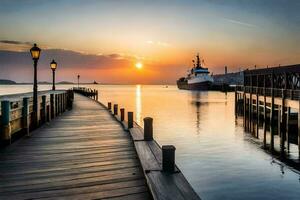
[135,84,142,124]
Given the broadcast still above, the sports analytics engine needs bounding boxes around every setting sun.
[135,62,143,69]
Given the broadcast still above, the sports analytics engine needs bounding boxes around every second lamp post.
[50,59,57,90]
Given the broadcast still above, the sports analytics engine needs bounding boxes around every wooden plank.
[0,94,151,200]
[129,124,200,200]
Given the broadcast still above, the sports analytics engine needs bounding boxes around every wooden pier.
[235,64,300,162]
[0,88,200,199]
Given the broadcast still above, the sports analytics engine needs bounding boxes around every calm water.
[1,84,300,200]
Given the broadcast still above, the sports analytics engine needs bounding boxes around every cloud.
[0,48,134,82]
[223,18,257,28]
[0,40,32,45]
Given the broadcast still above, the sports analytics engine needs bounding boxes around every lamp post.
[30,43,41,127]
[50,59,57,90]
[77,74,80,88]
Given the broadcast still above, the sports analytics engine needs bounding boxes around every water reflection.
[191,92,202,135]
[135,84,142,124]
[1,85,300,200]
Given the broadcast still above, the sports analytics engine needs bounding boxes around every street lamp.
[30,43,41,127]
[50,59,57,90]
[77,74,80,88]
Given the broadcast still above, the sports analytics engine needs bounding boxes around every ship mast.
[196,53,201,69]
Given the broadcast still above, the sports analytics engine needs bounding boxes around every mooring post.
[50,94,55,119]
[22,97,30,136]
[120,108,125,121]
[108,102,112,112]
[128,112,133,129]
[113,104,118,115]
[162,145,176,173]
[144,117,153,141]
[42,95,47,123]
[96,90,99,101]
[1,101,11,144]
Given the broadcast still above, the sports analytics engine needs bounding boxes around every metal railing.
[236,86,300,100]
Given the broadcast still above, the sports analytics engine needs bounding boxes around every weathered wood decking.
[0,94,151,199]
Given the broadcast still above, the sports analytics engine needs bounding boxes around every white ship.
[177,54,214,90]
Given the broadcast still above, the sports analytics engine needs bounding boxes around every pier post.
[243,92,246,130]
[144,117,153,141]
[298,103,300,158]
[108,102,112,112]
[256,92,259,138]
[270,96,275,153]
[42,95,47,123]
[249,94,252,133]
[280,89,286,158]
[235,87,237,118]
[120,108,125,121]
[113,104,118,115]
[1,101,11,143]
[96,90,99,101]
[162,145,176,173]
[263,95,267,148]
[286,107,290,152]
[128,112,133,129]
[22,97,30,136]
[263,75,267,148]
[50,94,55,119]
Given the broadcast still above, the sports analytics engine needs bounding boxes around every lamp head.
[50,59,57,70]
[30,43,41,60]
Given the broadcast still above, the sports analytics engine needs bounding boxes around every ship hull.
[177,80,212,90]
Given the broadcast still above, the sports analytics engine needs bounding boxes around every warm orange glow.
[135,62,143,69]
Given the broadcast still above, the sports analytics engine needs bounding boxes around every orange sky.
[0,1,300,84]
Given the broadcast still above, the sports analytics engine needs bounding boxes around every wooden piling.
[286,107,290,152]
[298,102,300,158]
[144,117,153,141]
[113,104,118,115]
[128,112,133,129]
[280,89,286,158]
[263,95,267,148]
[235,88,237,118]
[270,89,275,152]
[256,93,259,138]
[249,94,252,133]
[162,145,176,173]
[120,108,125,121]
[243,92,246,130]
[1,101,11,143]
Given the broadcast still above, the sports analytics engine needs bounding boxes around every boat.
[177,54,214,90]
[93,80,98,84]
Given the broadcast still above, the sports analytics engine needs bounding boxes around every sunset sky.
[0,0,300,84]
